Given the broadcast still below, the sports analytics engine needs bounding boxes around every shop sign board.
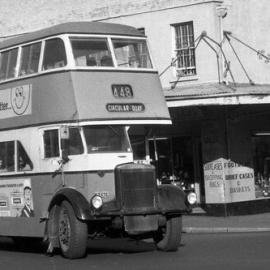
[204,158,226,203]
[204,158,256,203]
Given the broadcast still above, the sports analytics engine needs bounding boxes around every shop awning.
[165,83,270,107]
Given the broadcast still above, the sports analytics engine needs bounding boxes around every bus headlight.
[187,192,197,205]
[91,195,103,209]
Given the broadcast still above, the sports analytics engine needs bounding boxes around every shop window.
[42,38,67,70]
[173,21,196,76]
[253,135,270,198]
[130,135,146,160]
[149,138,171,181]
[19,42,41,76]
[44,129,60,158]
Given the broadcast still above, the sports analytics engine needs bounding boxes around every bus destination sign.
[106,103,145,112]
[112,84,133,98]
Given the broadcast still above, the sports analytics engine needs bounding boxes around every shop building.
[1,0,270,214]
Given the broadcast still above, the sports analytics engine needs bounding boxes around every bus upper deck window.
[42,38,67,71]
[70,37,113,67]
[19,42,41,76]
[0,48,18,81]
[112,39,152,69]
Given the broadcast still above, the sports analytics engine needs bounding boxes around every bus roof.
[0,21,145,50]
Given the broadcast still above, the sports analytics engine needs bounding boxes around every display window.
[253,135,270,198]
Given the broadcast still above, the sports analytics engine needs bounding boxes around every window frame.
[41,126,85,160]
[69,36,114,68]
[0,35,68,83]
[19,41,42,76]
[0,140,33,174]
[172,21,197,78]
[0,32,156,84]
[42,128,61,159]
[68,34,156,71]
[82,125,132,154]
[0,47,19,81]
[42,38,67,71]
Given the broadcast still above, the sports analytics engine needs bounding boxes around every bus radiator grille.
[115,163,157,212]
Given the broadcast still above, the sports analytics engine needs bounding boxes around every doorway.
[148,136,204,203]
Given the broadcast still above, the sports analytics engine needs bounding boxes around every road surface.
[0,232,269,270]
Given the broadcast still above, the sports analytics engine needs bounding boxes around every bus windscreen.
[112,39,152,69]
[83,126,131,153]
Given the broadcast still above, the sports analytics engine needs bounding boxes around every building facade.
[1,0,270,214]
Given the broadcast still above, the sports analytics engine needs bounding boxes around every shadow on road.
[87,238,156,254]
[0,236,157,256]
[0,237,47,254]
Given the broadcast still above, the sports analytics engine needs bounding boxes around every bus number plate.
[112,84,133,98]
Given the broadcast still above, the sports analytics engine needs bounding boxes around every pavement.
[182,207,270,233]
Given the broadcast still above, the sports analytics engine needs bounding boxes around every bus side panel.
[0,170,116,237]
[0,217,46,237]
[0,174,62,238]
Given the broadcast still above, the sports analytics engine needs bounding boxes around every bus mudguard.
[48,187,91,221]
[157,184,190,214]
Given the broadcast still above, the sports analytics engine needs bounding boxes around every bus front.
[45,28,196,258]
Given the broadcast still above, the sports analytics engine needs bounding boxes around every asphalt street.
[0,232,270,270]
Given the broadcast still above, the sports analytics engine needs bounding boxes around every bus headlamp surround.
[91,195,103,209]
[187,192,197,205]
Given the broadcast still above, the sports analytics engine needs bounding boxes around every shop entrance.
[148,136,204,203]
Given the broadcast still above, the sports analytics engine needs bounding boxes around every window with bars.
[173,22,196,77]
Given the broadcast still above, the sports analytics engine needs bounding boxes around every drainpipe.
[216,5,228,83]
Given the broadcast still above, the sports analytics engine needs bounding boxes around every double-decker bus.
[0,21,196,258]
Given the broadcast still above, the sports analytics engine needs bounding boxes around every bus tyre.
[58,200,88,259]
[153,216,182,251]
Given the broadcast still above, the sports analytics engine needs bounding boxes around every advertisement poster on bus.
[204,158,255,203]
[0,84,32,119]
[0,178,34,217]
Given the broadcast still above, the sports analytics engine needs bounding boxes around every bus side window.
[43,129,60,158]
[0,141,15,172]
[42,38,67,71]
[19,42,41,76]
[17,141,33,171]
[0,48,18,81]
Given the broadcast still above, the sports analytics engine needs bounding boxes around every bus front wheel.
[153,216,182,251]
[58,200,88,259]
